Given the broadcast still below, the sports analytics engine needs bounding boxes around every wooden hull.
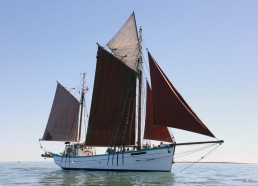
[52,145,175,172]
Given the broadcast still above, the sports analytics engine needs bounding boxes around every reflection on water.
[0,162,258,186]
[40,169,175,185]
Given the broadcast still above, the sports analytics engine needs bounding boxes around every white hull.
[52,145,175,172]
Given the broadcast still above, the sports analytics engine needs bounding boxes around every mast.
[137,27,143,149]
[78,73,86,141]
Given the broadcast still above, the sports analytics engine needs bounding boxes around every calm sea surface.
[0,162,257,185]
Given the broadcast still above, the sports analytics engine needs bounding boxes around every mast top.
[137,26,143,72]
[81,72,87,94]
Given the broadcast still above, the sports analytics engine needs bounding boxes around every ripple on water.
[0,162,257,186]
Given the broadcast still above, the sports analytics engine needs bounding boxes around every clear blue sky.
[0,1,257,163]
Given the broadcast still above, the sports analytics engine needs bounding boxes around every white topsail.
[107,12,140,71]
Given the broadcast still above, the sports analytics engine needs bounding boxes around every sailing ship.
[40,12,223,172]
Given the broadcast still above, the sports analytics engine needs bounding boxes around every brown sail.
[85,45,137,146]
[42,83,80,141]
[148,52,215,138]
[144,82,173,142]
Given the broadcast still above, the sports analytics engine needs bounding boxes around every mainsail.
[144,82,173,142]
[85,45,137,146]
[107,12,140,71]
[42,83,80,141]
[148,52,215,138]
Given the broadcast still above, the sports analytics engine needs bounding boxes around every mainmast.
[78,73,86,141]
[137,27,143,149]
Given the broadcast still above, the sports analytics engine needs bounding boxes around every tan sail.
[148,52,215,138]
[42,83,80,141]
[85,45,137,146]
[107,12,140,71]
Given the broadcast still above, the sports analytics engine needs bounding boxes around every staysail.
[42,83,80,141]
[148,52,215,138]
[107,12,140,71]
[85,45,137,146]
[144,82,173,142]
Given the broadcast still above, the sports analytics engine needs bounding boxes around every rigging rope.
[83,96,88,142]
[174,143,217,158]
[176,143,222,173]
[39,139,49,153]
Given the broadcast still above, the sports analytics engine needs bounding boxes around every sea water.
[0,162,257,185]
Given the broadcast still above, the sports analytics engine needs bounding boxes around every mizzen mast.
[78,72,86,141]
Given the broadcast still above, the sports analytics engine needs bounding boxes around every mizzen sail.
[42,83,80,141]
[148,52,215,138]
[107,12,140,71]
[85,45,136,146]
[144,82,173,142]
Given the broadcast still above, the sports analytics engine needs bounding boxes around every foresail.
[107,12,140,71]
[148,52,215,138]
[42,83,80,141]
[85,45,137,146]
[144,82,173,142]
